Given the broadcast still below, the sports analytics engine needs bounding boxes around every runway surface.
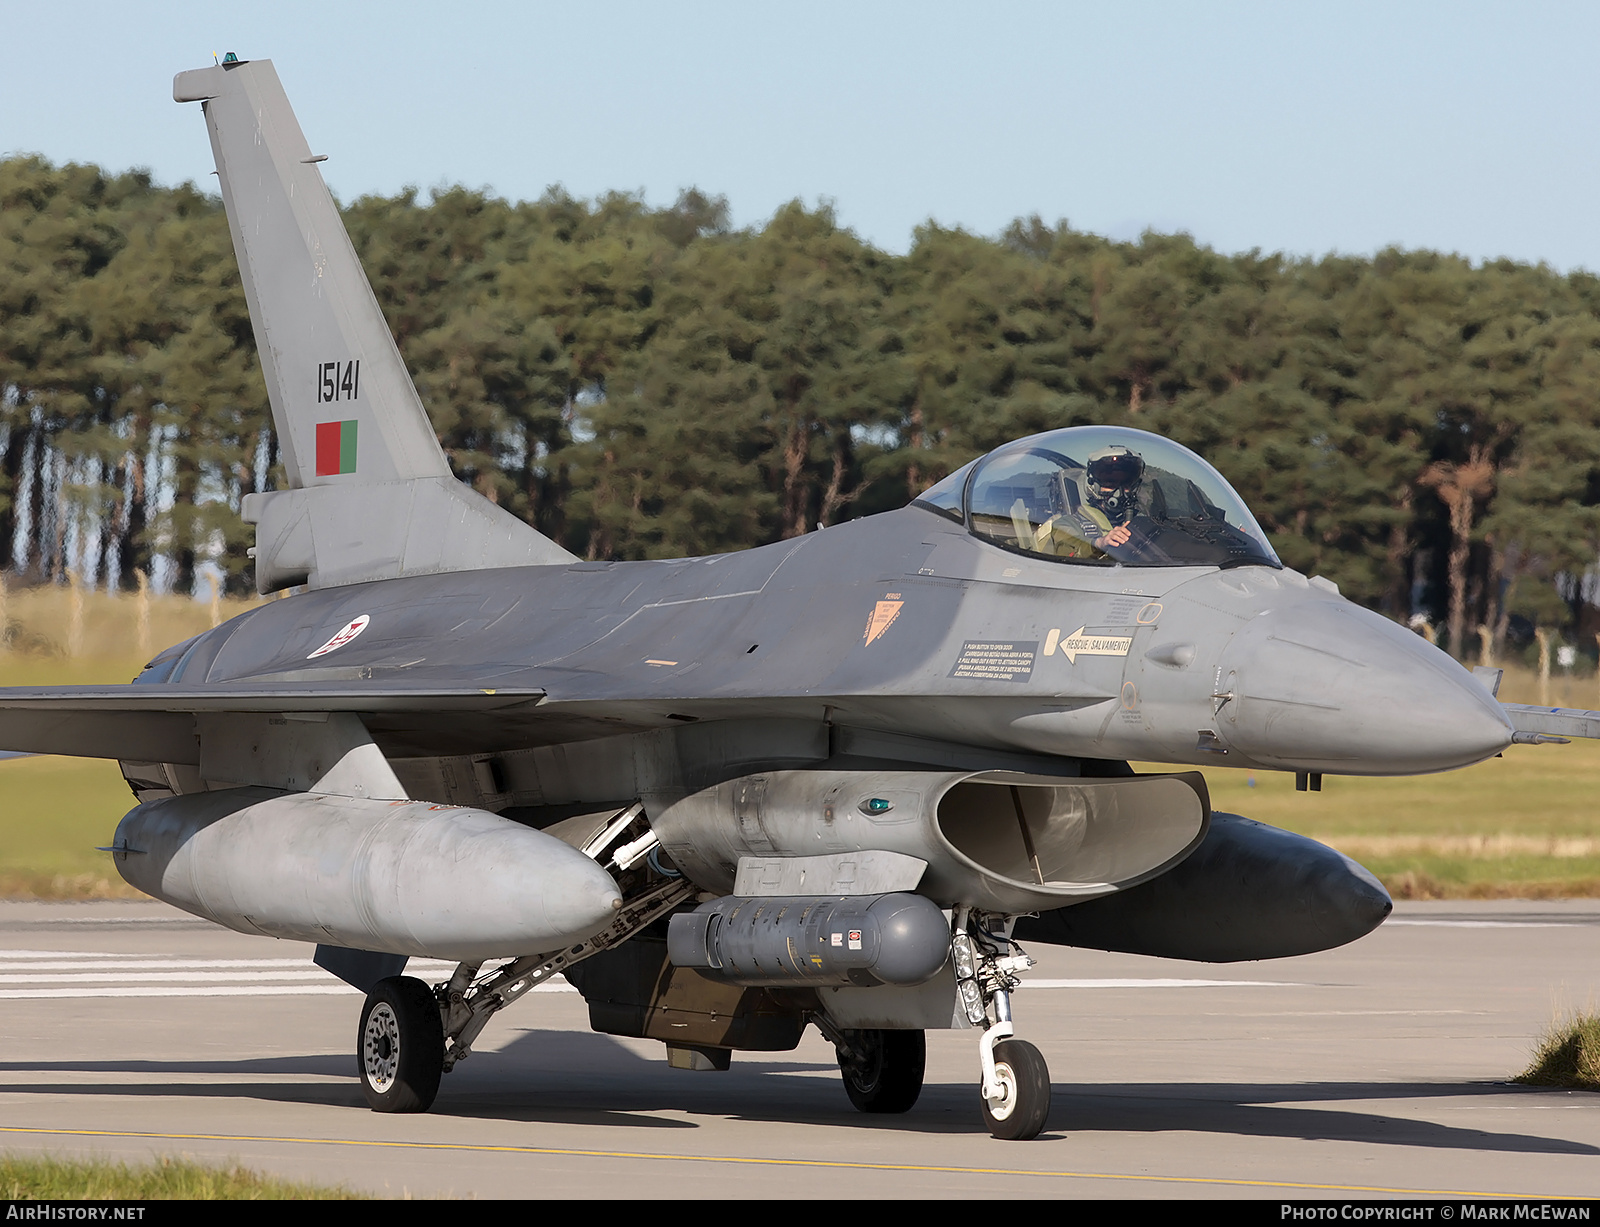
[0,897,1596,1199]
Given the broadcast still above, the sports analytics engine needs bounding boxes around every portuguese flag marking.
[315,420,358,476]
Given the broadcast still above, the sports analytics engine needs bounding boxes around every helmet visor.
[1088,452,1144,490]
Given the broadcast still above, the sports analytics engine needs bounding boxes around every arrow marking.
[1050,626,1134,664]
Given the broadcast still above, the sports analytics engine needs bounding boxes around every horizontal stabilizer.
[242,480,573,592]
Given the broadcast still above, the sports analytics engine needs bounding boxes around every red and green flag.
[315,420,358,476]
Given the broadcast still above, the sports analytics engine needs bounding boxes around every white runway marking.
[0,949,577,999]
[1,985,361,999]
[15,916,198,924]
[0,950,123,960]
[0,971,369,984]
[0,984,580,1000]
[1385,920,1572,928]
[0,951,1292,998]
[0,959,339,972]
[1021,977,1295,989]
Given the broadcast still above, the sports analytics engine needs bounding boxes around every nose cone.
[1217,597,1512,774]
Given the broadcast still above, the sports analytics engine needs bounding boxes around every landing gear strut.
[953,910,1050,1140]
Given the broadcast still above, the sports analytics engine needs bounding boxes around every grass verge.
[0,756,143,895]
[0,1154,363,1199]
[1379,870,1600,901]
[1517,1011,1600,1091]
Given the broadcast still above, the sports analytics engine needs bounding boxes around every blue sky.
[5,1,1599,269]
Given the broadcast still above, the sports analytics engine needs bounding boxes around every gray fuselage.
[141,502,1512,780]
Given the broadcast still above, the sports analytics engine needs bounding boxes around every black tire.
[358,975,444,1113]
[980,1038,1051,1140]
[838,1028,925,1114]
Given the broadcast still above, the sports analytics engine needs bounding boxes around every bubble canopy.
[914,426,1281,570]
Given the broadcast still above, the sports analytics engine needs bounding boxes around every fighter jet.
[0,57,1586,1141]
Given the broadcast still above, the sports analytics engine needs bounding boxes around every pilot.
[1073,445,1145,552]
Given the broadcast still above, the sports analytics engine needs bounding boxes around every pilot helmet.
[1086,445,1145,501]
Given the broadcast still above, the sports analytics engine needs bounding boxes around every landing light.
[859,797,894,816]
[952,932,976,980]
[958,977,986,1025]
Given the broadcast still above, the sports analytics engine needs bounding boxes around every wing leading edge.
[0,684,545,761]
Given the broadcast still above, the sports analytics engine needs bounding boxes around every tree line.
[4,153,1600,663]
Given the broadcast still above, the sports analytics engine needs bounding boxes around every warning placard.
[948,640,1038,683]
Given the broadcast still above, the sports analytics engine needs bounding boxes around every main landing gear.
[355,803,695,1114]
[358,976,444,1112]
[954,909,1051,1140]
[821,1025,927,1114]
[355,877,691,1114]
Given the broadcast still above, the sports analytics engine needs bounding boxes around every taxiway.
[0,898,1595,1199]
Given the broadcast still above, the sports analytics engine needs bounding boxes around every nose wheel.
[980,1037,1051,1140]
[358,975,444,1112]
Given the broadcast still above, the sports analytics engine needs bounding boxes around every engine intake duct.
[667,893,950,988]
[650,768,1211,914]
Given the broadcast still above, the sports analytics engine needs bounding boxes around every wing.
[0,684,546,761]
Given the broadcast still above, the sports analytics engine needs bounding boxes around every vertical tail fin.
[174,60,575,589]
[175,59,445,487]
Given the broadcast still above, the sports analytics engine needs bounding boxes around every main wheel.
[980,1038,1051,1140]
[838,1028,925,1114]
[358,976,444,1113]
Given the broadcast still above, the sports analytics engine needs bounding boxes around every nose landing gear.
[980,1035,1051,1140]
[955,910,1051,1140]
